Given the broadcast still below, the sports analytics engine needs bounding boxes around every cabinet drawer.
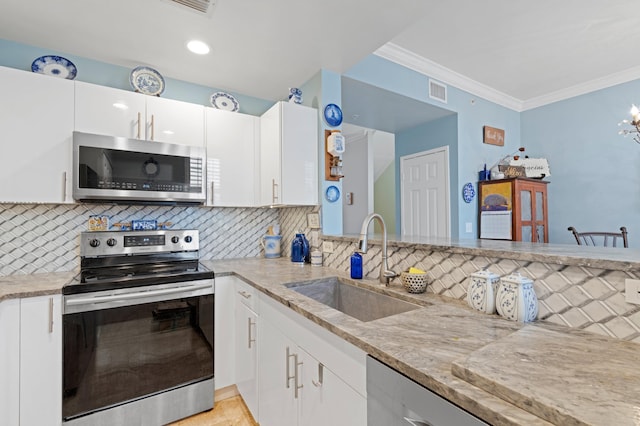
[236,279,258,312]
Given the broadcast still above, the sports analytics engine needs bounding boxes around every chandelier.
[618,105,640,143]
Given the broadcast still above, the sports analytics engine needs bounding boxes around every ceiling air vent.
[429,79,447,103]
[169,0,214,14]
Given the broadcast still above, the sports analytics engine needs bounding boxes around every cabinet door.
[259,102,282,205]
[0,66,74,203]
[75,81,146,139]
[146,96,205,146]
[214,277,236,391]
[20,295,62,426]
[235,299,259,420]
[298,347,366,426]
[0,299,20,426]
[206,108,259,206]
[258,318,297,426]
[280,102,318,205]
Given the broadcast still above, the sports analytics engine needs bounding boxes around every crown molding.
[374,43,524,111]
[521,65,640,110]
[375,42,640,113]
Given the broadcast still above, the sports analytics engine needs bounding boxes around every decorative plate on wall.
[462,182,475,203]
[130,66,165,96]
[323,103,343,127]
[31,55,77,80]
[210,92,240,112]
[325,185,340,203]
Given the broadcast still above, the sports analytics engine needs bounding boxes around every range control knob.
[171,236,180,244]
[106,238,117,247]
[89,239,100,248]
[184,235,193,243]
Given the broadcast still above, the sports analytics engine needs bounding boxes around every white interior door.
[400,147,450,238]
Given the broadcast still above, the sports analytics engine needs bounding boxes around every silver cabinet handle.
[293,353,303,399]
[248,317,256,349]
[286,346,295,389]
[150,114,155,141]
[312,362,323,387]
[237,290,251,299]
[137,112,142,139]
[62,172,67,202]
[404,417,433,426]
[210,181,215,204]
[272,179,278,204]
[48,297,54,333]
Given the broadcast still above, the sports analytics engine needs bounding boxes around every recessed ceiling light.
[187,40,210,55]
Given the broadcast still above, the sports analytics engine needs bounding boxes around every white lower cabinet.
[20,295,62,426]
[298,347,367,426]
[258,318,298,426]
[257,293,367,426]
[214,277,236,391]
[0,299,20,426]
[234,279,259,421]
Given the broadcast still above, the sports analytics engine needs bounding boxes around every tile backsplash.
[0,203,314,276]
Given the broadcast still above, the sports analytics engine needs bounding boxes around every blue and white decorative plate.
[130,66,165,96]
[210,92,240,112]
[325,185,340,203]
[462,182,475,203]
[31,55,77,80]
[324,103,343,127]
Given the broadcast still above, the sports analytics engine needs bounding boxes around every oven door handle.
[66,282,213,308]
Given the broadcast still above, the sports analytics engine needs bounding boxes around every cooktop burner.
[64,229,214,295]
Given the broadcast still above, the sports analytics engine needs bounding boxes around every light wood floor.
[170,395,257,426]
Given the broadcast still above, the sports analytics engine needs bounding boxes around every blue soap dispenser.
[350,251,363,279]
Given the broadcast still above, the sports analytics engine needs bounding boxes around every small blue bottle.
[350,252,363,279]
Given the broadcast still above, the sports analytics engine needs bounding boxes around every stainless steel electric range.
[62,229,214,426]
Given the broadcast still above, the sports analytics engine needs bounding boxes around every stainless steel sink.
[285,277,421,322]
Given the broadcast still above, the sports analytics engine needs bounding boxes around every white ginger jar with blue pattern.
[466,269,500,314]
[496,272,538,323]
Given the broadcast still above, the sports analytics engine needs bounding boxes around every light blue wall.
[395,115,459,238]
[344,55,522,239]
[522,80,640,245]
[0,38,273,116]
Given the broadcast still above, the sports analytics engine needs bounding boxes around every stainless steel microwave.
[72,131,206,204]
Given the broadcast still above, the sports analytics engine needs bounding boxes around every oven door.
[62,279,214,423]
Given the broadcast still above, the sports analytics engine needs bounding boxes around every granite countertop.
[0,271,75,302]
[2,258,638,425]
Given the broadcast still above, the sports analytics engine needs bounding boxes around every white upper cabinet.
[145,95,205,146]
[0,66,74,203]
[205,108,259,206]
[259,102,318,206]
[75,81,205,147]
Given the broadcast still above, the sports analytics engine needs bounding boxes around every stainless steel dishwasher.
[367,356,487,426]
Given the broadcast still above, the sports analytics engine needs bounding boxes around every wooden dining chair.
[567,226,629,248]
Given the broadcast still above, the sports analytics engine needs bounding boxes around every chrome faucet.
[357,213,397,285]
